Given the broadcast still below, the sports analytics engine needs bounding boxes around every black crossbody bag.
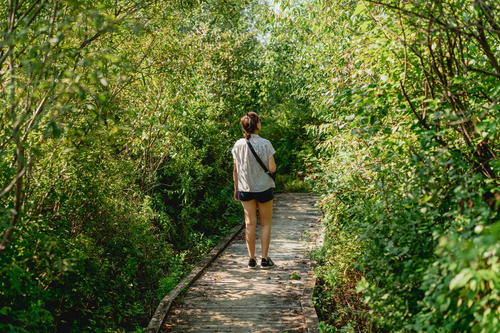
[246,139,276,181]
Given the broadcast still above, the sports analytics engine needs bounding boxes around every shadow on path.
[161,193,323,333]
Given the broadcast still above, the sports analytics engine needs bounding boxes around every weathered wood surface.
[147,224,244,333]
[161,193,323,333]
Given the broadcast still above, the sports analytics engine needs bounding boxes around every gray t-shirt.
[232,134,276,192]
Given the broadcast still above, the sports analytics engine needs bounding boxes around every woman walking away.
[232,112,277,269]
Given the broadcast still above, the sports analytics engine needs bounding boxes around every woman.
[231,112,277,269]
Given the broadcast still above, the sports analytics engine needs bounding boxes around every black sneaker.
[261,257,275,269]
[248,258,257,269]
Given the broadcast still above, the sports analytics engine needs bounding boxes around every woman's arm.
[233,160,239,201]
[268,156,276,173]
[233,160,238,188]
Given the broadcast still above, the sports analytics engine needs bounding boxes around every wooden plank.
[176,304,302,309]
[164,323,305,328]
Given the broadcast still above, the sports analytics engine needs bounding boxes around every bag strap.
[246,139,274,179]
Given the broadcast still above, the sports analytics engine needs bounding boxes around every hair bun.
[240,112,260,139]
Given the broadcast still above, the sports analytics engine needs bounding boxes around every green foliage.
[274,174,312,193]
[1,0,497,332]
[260,0,499,332]
[412,223,500,332]
[0,0,260,331]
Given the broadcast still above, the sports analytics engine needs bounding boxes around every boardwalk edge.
[145,222,244,333]
[301,277,320,333]
[302,203,325,333]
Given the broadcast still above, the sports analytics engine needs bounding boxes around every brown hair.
[240,112,260,139]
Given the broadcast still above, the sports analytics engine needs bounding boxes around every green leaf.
[449,270,473,290]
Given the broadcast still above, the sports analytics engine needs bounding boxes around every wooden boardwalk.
[161,193,323,333]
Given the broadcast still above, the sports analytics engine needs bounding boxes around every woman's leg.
[257,199,273,258]
[241,200,258,259]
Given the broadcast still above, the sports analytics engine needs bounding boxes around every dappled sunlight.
[161,193,321,332]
